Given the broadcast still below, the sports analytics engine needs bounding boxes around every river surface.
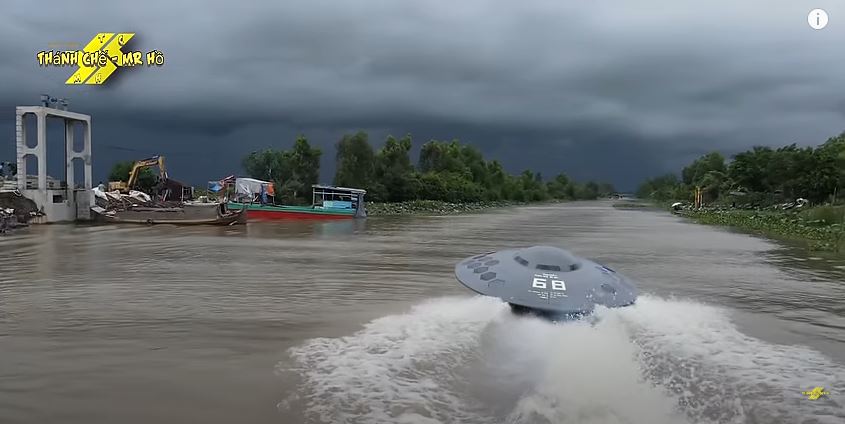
[1,201,843,424]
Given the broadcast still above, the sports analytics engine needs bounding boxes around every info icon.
[808,9,828,30]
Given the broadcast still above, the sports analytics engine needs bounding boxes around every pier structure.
[15,100,93,222]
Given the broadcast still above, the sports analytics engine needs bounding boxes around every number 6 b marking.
[532,277,566,291]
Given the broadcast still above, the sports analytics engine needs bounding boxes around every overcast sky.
[1,1,843,190]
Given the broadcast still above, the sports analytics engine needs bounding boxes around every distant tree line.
[637,132,845,205]
[241,131,615,203]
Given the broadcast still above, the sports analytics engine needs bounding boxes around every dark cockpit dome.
[512,245,582,272]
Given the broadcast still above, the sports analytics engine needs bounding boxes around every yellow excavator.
[108,156,168,193]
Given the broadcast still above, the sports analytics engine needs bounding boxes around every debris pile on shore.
[0,192,40,233]
[0,191,41,233]
[92,187,181,211]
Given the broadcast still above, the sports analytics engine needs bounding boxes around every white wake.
[278,295,844,424]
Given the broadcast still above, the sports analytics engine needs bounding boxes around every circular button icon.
[808,9,828,30]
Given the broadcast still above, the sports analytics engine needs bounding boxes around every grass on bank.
[676,205,845,253]
[365,199,533,216]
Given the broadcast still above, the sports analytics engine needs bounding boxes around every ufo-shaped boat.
[454,245,638,318]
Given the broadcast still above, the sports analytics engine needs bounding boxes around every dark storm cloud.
[1,0,843,189]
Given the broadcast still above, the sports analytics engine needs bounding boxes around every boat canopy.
[312,184,366,194]
[312,184,366,218]
[236,178,275,196]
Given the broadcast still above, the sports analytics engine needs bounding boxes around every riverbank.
[365,199,540,216]
[611,200,655,209]
[675,206,845,253]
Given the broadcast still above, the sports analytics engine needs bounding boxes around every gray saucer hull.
[454,246,638,315]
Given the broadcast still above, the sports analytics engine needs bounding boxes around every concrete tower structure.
[15,104,93,222]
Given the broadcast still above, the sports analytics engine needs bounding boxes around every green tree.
[414,172,483,202]
[636,173,682,202]
[682,152,726,187]
[728,147,773,193]
[639,131,845,206]
[820,133,845,202]
[805,147,840,203]
[241,136,322,203]
[374,134,418,202]
[242,149,291,184]
[514,170,548,202]
[459,144,489,186]
[698,170,727,201]
[546,173,573,200]
[419,140,463,174]
[286,135,322,200]
[484,160,509,200]
[416,139,504,202]
[573,181,600,200]
[335,131,375,189]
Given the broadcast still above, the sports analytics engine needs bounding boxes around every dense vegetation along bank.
[108,132,617,206]
[637,132,845,206]
[636,130,845,253]
[237,132,615,204]
[677,206,845,253]
[365,200,534,216]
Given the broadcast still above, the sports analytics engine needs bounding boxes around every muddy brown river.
[1,201,843,424]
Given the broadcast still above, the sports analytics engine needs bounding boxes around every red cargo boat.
[221,178,367,220]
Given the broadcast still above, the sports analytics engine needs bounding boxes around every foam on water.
[496,312,687,424]
[279,296,509,423]
[614,296,844,423]
[278,295,844,424]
